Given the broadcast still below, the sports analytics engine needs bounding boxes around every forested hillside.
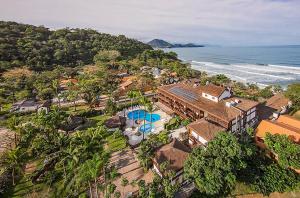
[0,21,152,71]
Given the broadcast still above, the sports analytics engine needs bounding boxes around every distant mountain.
[147,39,173,48]
[147,39,205,48]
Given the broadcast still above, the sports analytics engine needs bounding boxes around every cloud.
[0,0,300,45]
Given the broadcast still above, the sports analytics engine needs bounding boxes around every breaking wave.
[190,61,300,88]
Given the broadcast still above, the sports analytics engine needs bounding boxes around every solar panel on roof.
[169,87,199,102]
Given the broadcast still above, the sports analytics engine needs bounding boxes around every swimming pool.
[139,123,154,133]
[127,110,161,122]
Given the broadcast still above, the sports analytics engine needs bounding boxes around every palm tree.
[7,115,20,147]
[52,79,61,108]
[4,148,24,186]
[146,102,154,132]
[127,90,138,128]
[139,95,149,140]
[66,81,78,112]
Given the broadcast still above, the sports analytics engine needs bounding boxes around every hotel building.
[157,81,259,146]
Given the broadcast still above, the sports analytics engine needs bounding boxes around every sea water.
[164,46,300,88]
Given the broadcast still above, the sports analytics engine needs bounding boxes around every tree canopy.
[285,83,300,108]
[265,133,300,169]
[0,21,152,71]
[184,132,255,196]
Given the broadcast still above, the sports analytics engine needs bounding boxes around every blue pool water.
[127,110,161,122]
[139,123,154,133]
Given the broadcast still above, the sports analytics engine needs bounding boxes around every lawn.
[61,104,90,115]
[231,182,256,196]
[89,114,110,124]
[292,110,300,120]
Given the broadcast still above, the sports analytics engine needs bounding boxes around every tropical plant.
[265,133,300,169]
[52,79,61,108]
[121,177,129,196]
[2,148,25,186]
[65,81,79,112]
[184,132,255,196]
[127,90,139,128]
[285,83,300,108]
[139,95,149,140]
[253,163,300,195]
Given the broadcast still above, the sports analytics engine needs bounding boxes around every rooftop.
[187,119,226,141]
[256,115,300,142]
[154,138,191,173]
[201,84,226,97]
[104,116,126,129]
[258,93,290,120]
[158,83,259,122]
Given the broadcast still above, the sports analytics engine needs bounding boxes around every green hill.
[0,21,152,71]
[147,39,204,48]
[147,39,173,48]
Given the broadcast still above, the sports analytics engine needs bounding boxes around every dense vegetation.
[185,132,300,197]
[0,21,152,71]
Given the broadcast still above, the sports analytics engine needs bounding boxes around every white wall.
[202,93,219,102]
[191,131,208,145]
[202,90,231,102]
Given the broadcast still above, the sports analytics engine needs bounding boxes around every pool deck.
[119,107,172,146]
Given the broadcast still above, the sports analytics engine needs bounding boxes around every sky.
[1,0,300,46]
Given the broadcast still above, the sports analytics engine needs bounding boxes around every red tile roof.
[154,139,191,173]
[158,83,259,122]
[187,119,226,141]
[201,84,226,97]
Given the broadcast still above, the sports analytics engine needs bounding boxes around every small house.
[10,100,51,113]
[153,138,191,184]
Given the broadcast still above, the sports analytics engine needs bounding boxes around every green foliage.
[265,133,300,169]
[104,98,118,116]
[181,118,192,126]
[208,74,230,85]
[285,83,300,108]
[184,132,254,196]
[259,86,273,99]
[137,131,170,170]
[253,163,300,195]
[93,50,121,64]
[165,116,182,130]
[0,21,152,71]
[78,75,102,108]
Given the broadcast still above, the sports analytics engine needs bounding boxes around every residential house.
[10,100,51,113]
[258,93,292,120]
[255,115,300,148]
[153,138,191,184]
[157,82,259,146]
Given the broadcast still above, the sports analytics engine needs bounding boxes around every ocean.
[163,46,300,88]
